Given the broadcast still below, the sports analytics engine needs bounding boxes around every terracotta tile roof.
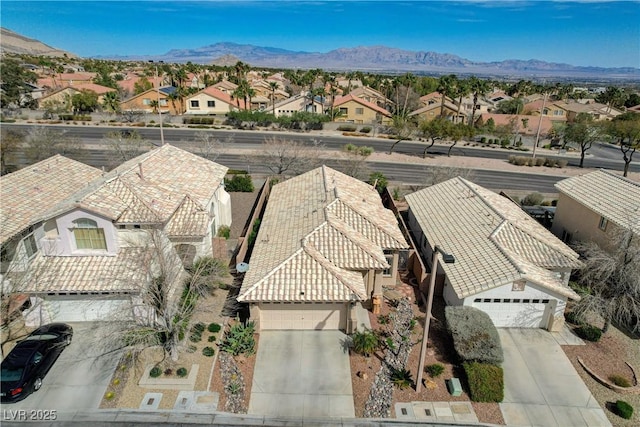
[409,101,460,116]
[333,94,392,117]
[23,247,148,294]
[555,170,640,232]
[193,86,245,108]
[405,178,581,300]
[0,156,101,244]
[165,195,209,237]
[477,113,555,135]
[45,145,227,235]
[238,166,408,303]
[65,82,116,94]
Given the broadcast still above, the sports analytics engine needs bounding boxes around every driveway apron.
[499,328,611,427]
[249,330,355,418]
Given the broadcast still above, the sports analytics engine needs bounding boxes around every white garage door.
[472,298,552,328]
[260,303,347,330]
[45,296,131,322]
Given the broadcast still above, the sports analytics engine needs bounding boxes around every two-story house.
[184,86,246,115]
[1,145,231,325]
[120,86,182,115]
[333,95,392,125]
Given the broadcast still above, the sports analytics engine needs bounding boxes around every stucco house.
[347,86,394,109]
[237,166,409,331]
[38,83,117,109]
[405,177,581,330]
[409,101,464,123]
[1,145,231,324]
[552,170,640,248]
[184,86,245,115]
[120,86,182,115]
[523,100,568,121]
[271,93,325,117]
[333,94,392,125]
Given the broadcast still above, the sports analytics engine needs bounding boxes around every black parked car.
[1,323,73,402]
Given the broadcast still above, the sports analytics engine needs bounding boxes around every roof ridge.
[108,177,162,223]
[237,248,305,301]
[302,242,366,300]
[459,178,509,222]
[325,214,388,266]
[335,198,407,248]
[489,221,527,275]
[599,169,640,187]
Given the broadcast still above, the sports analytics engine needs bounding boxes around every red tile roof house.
[476,113,555,136]
[0,145,232,325]
[37,83,117,108]
[237,166,409,331]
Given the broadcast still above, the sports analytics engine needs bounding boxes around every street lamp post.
[149,60,165,145]
[416,245,455,392]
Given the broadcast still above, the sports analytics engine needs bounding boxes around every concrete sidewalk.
[248,330,355,418]
[499,328,611,427]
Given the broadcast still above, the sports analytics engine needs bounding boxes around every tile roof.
[477,113,554,135]
[22,247,149,293]
[333,95,392,117]
[405,178,581,300]
[45,145,227,236]
[193,86,245,108]
[238,166,408,303]
[555,170,640,232]
[409,101,460,116]
[0,156,101,244]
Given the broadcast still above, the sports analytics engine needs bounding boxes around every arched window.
[72,218,107,250]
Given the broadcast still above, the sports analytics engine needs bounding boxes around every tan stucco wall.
[185,93,235,115]
[335,100,390,124]
[551,193,620,248]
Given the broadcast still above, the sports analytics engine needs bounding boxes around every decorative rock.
[219,352,247,413]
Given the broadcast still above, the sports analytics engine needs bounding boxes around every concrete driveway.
[499,328,611,427]
[248,330,355,418]
[7,322,121,413]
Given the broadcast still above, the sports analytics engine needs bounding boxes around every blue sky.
[2,1,639,68]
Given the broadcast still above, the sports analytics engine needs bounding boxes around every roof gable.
[333,94,391,117]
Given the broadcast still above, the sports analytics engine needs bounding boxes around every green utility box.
[447,378,462,396]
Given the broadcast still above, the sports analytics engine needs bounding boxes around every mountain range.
[103,42,640,79]
[1,27,637,79]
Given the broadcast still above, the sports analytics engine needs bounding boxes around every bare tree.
[23,126,82,163]
[103,130,153,166]
[337,143,373,180]
[249,137,323,177]
[426,166,476,187]
[0,128,24,175]
[573,224,640,334]
[388,115,415,154]
[119,110,144,123]
[191,131,231,162]
[95,230,229,363]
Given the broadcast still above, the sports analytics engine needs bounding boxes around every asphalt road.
[3,123,637,193]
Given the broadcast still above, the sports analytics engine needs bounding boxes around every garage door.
[472,298,552,328]
[45,296,131,322]
[259,303,347,330]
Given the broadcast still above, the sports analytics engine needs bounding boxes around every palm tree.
[102,91,120,114]
[269,81,279,115]
[468,76,491,126]
[437,74,458,118]
[452,79,470,124]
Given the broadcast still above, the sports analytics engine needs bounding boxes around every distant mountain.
[0,27,76,58]
[134,42,638,79]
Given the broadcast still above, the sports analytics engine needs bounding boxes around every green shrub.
[463,362,504,402]
[445,306,503,364]
[189,332,202,343]
[149,366,162,378]
[208,335,217,342]
[247,219,261,246]
[480,136,487,143]
[360,126,372,133]
[177,367,188,377]
[576,324,602,342]
[426,363,445,378]
[224,174,254,192]
[202,346,215,357]
[350,329,380,357]
[192,322,206,333]
[390,368,414,390]
[183,116,215,125]
[337,124,357,132]
[208,322,222,333]
[614,400,634,419]
[220,321,256,356]
[217,225,231,239]
[565,311,585,325]
[368,171,388,194]
[377,314,390,325]
[521,192,544,206]
[186,345,197,353]
[544,158,558,167]
[535,157,546,167]
[609,374,632,388]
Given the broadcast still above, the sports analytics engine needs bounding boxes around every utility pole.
[149,60,165,145]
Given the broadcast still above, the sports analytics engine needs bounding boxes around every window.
[142,98,151,105]
[553,110,564,116]
[561,230,573,243]
[382,253,394,277]
[355,107,364,115]
[72,218,107,250]
[504,298,511,303]
[598,216,608,231]
[207,100,216,108]
[159,99,168,106]
[532,299,540,303]
[190,100,200,108]
[339,107,348,115]
[23,234,38,258]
